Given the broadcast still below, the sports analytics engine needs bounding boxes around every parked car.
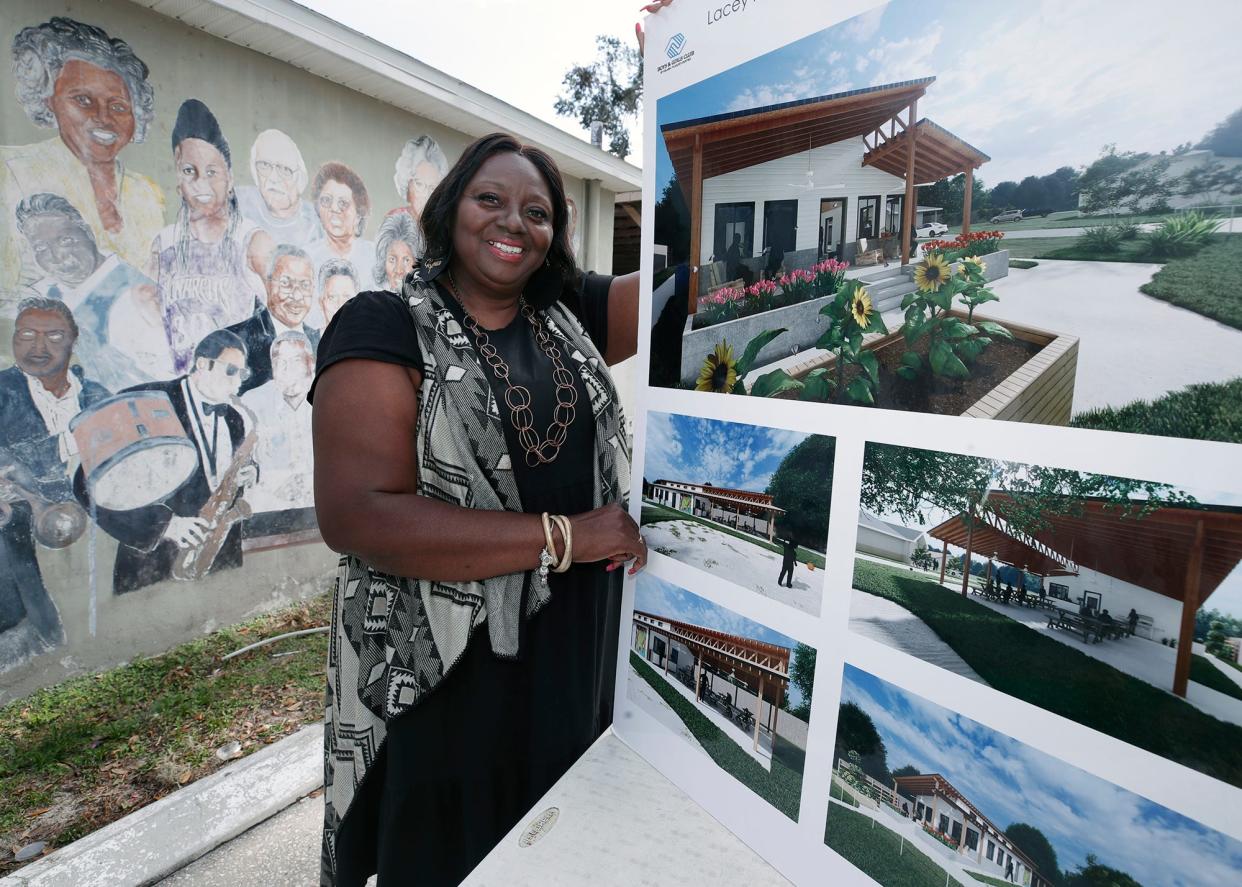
[990,209,1024,223]
[915,221,949,237]
[1023,207,1053,218]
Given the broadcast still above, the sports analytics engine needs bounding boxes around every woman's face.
[317,179,359,242]
[407,160,442,218]
[451,152,554,294]
[175,138,232,222]
[384,239,415,290]
[49,59,136,166]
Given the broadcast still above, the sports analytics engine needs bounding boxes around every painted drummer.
[73,329,258,593]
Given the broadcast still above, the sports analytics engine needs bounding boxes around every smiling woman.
[310,132,644,887]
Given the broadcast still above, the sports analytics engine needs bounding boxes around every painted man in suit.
[1,298,109,670]
[75,329,257,593]
[226,244,320,394]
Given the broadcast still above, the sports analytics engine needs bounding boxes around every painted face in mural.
[384,239,415,291]
[48,59,136,167]
[192,346,246,403]
[23,212,103,286]
[408,160,443,219]
[452,152,554,292]
[13,308,76,383]
[316,180,360,243]
[254,142,303,217]
[267,254,315,328]
[271,341,314,398]
[176,138,233,222]
[320,273,356,326]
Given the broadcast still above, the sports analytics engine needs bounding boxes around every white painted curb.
[1,723,323,886]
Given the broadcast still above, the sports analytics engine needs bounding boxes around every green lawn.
[1139,235,1242,330]
[944,211,1175,236]
[630,651,804,820]
[830,779,861,808]
[640,501,827,569]
[1070,377,1242,444]
[1191,654,1242,702]
[967,873,1014,887]
[825,803,955,887]
[1000,237,1156,262]
[1008,259,1039,269]
[853,560,1242,788]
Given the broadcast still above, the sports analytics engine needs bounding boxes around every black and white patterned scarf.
[320,263,630,884]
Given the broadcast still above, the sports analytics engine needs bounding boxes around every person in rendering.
[724,232,753,286]
[1127,607,1139,637]
[1099,609,1116,639]
[76,329,257,593]
[777,534,798,588]
[225,244,320,394]
[311,132,646,887]
[3,17,164,286]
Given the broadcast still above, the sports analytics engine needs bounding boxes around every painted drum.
[70,391,199,510]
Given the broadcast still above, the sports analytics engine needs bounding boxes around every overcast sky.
[644,412,811,494]
[842,666,1242,885]
[301,0,645,164]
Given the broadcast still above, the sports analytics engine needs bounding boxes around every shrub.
[1079,225,1122,253]
[1143,211,1217,257]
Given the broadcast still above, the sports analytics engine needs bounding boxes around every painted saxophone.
[170,398,258,582]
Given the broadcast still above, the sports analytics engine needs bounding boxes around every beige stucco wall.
[0,0,612,701]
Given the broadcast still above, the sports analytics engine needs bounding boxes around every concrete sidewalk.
[0,724,322,887]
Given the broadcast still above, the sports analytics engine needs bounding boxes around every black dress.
[312,274,622,886]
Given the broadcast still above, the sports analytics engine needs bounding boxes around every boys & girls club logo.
[657,32,694,74]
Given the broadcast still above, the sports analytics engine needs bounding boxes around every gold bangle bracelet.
[551,514,573,572]
[540,512,558,561]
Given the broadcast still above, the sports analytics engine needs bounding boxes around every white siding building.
[856,509,927,564]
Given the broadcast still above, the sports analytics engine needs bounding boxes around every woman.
[3,16,164,288]
[148,99,273,373]
[372,211,419,292]
[311,133,644,887]
[309,161,375,284]
[387,133,449,223]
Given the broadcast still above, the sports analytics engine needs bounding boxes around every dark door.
[858,195,881,239]
[763,199,798,254]
[819,197,846,259]
[713,202,755,260]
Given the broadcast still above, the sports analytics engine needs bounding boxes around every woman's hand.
[636,0,676,55]
[569,503,647,574]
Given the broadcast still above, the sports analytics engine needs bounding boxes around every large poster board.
[613,2,1242,884]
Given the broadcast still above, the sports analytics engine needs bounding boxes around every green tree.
[918,172,990,226]
[784,643,816,719]
[653,174,691,263]
[1078,145,1172,214]
[1005,823,1062,887]
[1197,106,1242,158]
[554,36,642,159]
[833,702,891,787]
[767,436,835,552]
[1063,854,1143,887]
[1207,620,1230,657]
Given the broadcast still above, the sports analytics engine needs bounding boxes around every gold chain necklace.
[445,270,578,467]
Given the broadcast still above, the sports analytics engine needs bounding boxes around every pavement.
[848,589,987,684]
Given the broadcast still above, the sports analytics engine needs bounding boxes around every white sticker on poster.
[613,2,1242,886]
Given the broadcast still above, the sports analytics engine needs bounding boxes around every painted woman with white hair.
[2,16,164,287]
[236,128,324,248]
[385,133,448,225]
[372,212,420,292]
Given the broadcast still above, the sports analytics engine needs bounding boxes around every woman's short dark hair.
[420,133,576,308]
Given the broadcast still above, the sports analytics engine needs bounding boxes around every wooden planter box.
[785,310,1079,425]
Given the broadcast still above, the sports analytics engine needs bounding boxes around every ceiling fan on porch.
[787,134,842,192]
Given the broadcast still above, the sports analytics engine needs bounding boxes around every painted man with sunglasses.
[74,328,258,593]
[225,244,321,394]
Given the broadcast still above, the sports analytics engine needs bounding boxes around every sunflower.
[849,286,874,327]
[960,255,985,277]
[914,254,951,291]
[696,341,739,393]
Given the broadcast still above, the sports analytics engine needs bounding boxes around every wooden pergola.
[634,610,790,752]
[929,494,1242,697]
[660,77,990,308]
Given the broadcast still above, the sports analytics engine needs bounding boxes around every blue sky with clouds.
[643,412,813,494]
[841,665,1242,885]
[656,0,1242,193]
[634,575,807,707]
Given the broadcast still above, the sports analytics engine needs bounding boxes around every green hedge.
[630,651,804,819]
[1139,235,1242,329]
[1190,654,1242,702]
[1070,378,1242,444]
[853,560,1242,788]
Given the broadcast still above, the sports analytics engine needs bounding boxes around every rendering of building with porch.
[644,479,785,542]
[631,610,797,761]
[659,77,990,302]
[856,509,927,565]
[927,494,1242,700]
[893,774,1048,887]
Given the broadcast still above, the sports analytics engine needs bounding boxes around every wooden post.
[688,133,704,315]
[960,509,975,597]
[899,100,919,265]
[694,654,703,701]
[1172,519,1205,698]
[961,166,974,235]
[753,674,765,751]
[939,544,948,585]
[662,631,670,674]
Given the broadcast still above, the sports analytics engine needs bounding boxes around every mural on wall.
[0,13,461,673]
